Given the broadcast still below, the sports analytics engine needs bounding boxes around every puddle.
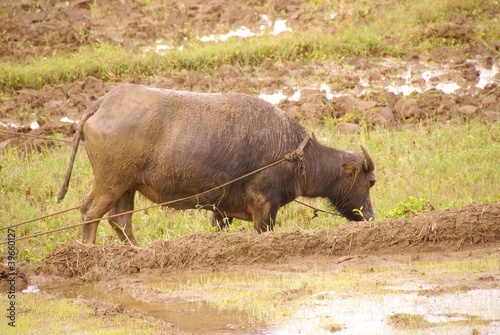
[476,60,499,89]
[198,26,257,43]
[39,277,500,335]
[196,16,291,44]
[41,282,267,335]
[270,288,500,335]
[256,57,499,106]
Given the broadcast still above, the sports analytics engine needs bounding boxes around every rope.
[293,199,341,217]
[0,129,75,144]
[0,206,80,232]
[1,199,338,245]
[0,136,311,245]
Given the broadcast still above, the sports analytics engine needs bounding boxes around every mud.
[40,281,265,334]
[35,203,499,279]
[1,0,500,151]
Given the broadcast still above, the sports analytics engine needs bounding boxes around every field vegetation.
[1,119,498,261]
[1,0,499,261]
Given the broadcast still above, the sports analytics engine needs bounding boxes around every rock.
[458,105,478,115]
[481,111,500,122]
[393,98,419,119]
[356,100,377,110]
[335,122,360,134]
[377,107,395,122]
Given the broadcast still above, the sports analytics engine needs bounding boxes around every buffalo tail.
[57,102,100,203]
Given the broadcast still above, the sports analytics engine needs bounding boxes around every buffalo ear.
[311,132,318,141]
[361,146,375,172]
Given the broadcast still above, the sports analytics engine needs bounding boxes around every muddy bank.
[35,202,499,280]
[2,67,499,154]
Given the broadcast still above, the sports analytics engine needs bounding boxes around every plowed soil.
[0,1,499,333]
[1,0,500,152]
[37,203,499,280]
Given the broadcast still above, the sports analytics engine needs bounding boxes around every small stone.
[335,122,360,134]
[378,107,395,122]
[481,111,500,122]
[458,105,478,115]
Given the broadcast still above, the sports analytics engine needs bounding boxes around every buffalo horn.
[361,146,374,172]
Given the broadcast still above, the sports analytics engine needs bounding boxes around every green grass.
[0,120,498,262]
[0,293,174,335]
[0,30,398,92]
[1,0,499,91]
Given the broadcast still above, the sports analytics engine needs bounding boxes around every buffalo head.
[330,146,375,221]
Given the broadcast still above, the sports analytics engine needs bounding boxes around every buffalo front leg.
[249,200,278,233]
[108,190,137,245]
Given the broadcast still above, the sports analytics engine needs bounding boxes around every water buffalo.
[58,84,375,245]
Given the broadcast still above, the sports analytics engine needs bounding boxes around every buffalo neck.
[302,140,345,198]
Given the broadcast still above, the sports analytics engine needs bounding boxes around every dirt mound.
[0,0,298,62]
[0,263,28,293]
[38,202,499,280]
[2,1,500,153]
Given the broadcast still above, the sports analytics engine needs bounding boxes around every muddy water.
[271,288,500,335]
[258,57,499,104]
[41,276,500,335]
[41,282,267,335]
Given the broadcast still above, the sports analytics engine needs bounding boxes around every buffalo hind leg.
[210,212,233,231]
[80,186,126,244]
[80,189,121,244]
[108,190,137,245]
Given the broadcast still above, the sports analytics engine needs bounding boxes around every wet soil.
[4,202,492,334]
[36,203,499,280]
[1,0,500,151]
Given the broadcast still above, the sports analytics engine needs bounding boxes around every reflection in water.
[41,279,500,335]
[42,283,267,335]
[270,288,500,335]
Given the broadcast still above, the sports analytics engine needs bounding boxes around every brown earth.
[1,0,500,152]
[0,2,499,331]
[35,202,499,281]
